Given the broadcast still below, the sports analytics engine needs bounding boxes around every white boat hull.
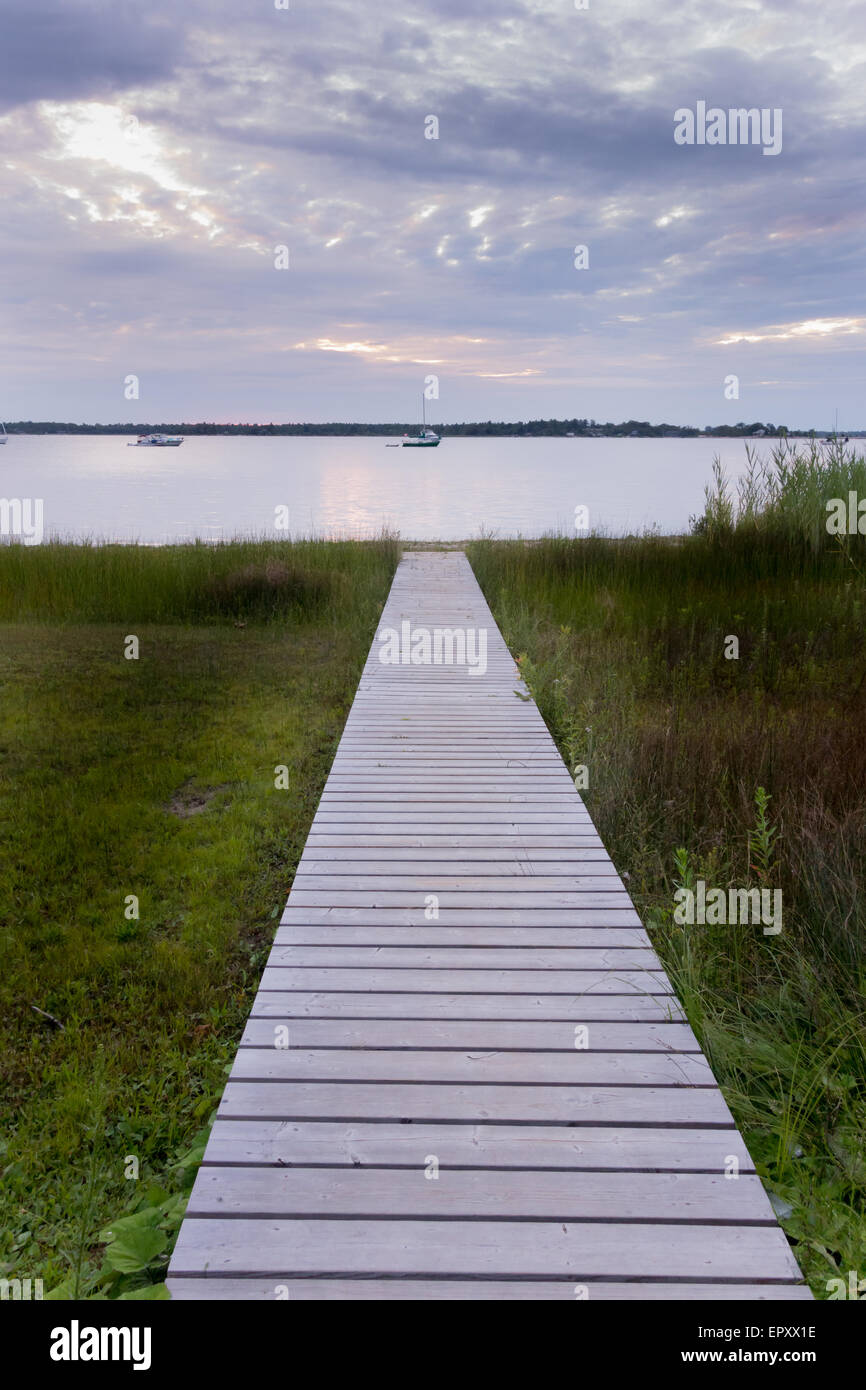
[128,435,184,447]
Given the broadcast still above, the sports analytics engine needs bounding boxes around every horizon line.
[3,418,860,436]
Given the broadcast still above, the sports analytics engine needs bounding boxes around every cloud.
[0,1,186,114]
[1,0,865,426]
[716,318,866,345]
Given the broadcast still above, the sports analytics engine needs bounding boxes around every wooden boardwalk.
[168,551,810,1300]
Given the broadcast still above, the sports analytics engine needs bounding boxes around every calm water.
[1,435,771,542]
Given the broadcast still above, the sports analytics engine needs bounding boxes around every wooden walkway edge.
[167,550,811,1300]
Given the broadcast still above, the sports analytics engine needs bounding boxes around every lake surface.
[1,435,774,543]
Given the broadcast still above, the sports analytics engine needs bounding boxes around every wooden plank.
[217,1081,734,1125]
[330,759,566,766]
[313,815,597,826]
[167,1278,813,1300]
[344,713,549,720]
[168,1218,803,1280]
[330,755,568,761]
[292,873,625,889]
[298,848,612,862]
[313,819,594,829]
[199,1119,748,1169]
[278,908,647,926]
[227,1048,714,1086]
[287,893,636,909]
[296,860,622,876]
[250,993,686,1021]
[257,968,673,994]
[267,947,658,969]
[184,1167,777,1222]
[239,1019,700,1050]
[273,927,652,946]
[335,739,561,747]
[324,775,576,786]
[324,786,580,796]
[302,836,607,848]
[328,761,573,770]
[334,735,559,742]
[330,756,568,764]
[334,734,557,741]
[317,797,588,806]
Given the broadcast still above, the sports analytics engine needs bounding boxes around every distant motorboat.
[128,433,183,447]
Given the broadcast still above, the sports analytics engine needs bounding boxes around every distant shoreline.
[3,420,860,438]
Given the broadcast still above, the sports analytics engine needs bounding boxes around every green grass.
[466,445,866,1298]
[0,536,399,1298]
[0,535,399,624]
[699,436,866,554]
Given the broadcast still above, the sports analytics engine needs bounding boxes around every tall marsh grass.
[467,442,866,1295]
[699,437,866,555]
[0,533,401,623]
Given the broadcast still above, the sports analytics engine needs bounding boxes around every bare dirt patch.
[167,782,231,818]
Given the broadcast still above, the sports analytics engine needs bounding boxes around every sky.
[0,0,863,428]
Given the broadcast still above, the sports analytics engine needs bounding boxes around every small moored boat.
[402,428,440,448]
[401,396,441,447]
[128,433,184,447]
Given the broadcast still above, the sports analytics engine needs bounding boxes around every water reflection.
[3,435,766,542]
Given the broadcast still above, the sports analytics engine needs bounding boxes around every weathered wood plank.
[272,927,652,946]
[323,777,577,788]
[167,1278,813,1300]
[168,1218,803,1280]
[308,815,587,824]
[327,772,571,780]
[317,797,587,806]
[329,756,568,765]
[239,1019,700,1050]
[199,1119,747,1169]
[298,849,613,864]
[267,947,658,969]
[217,1081,734,1125]
[306,821,598,833]
[250,992,686,1021]
[227,1048,714,1086]
[287,893,636,909]
[302,836,607,849]
[184,1167,776,1222]
[335,739,561,746]
[257,967,673,993]
[292,875,626,892]
[279,907,647,926]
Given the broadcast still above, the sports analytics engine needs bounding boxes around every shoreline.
[5,426,857,439]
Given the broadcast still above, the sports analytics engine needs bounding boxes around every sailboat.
[0,422,7,445]
[401,395,440,448]
[127,433,183,447]
[822,409,848,446]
